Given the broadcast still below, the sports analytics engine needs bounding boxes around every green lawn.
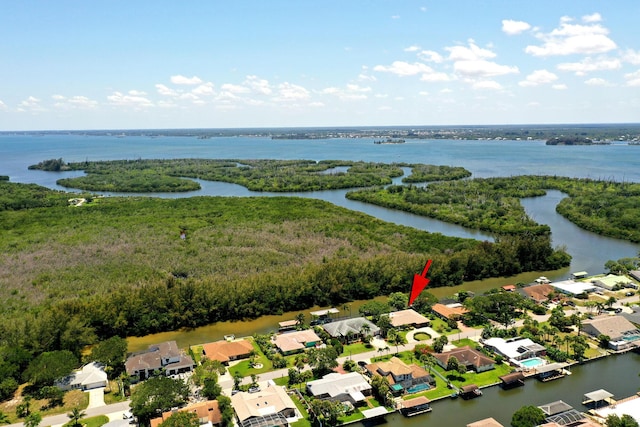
[452,338,476,348]
[343,342,376,356]
[413,332,431,341]
[289,393,312,427]
[63,415,109,427]
[228,340,273,377]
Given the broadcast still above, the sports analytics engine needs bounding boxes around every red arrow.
[409,259,432,306]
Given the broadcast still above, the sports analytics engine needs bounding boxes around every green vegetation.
[348,175,640,243]
[31,158,474,193]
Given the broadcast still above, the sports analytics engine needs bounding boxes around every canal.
[387,351,640,426]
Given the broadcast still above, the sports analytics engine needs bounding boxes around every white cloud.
[244,75,272,95]
[454,60,518,78]
[622,49,640,65]
[584,77,609,86]
[170,75,203,85]
[52,94,66,101]
[374,61,434,76]
[472,80,503,90]
[525,18,617,56]
[501,19,531,35]
[128,90,147,96]
[582,13,602,23]
[391,15,400,19]
[625,70,640,86]
[67,96,98,109]
[275,82,310,101]
[420,71,450,82]
[446,41,496,61]
[107,90,153,108]
[557,57,621,75]
[156,84,178,97]
[519,69,558,87]
[17,96,45,112]
[320,84,370,100]
[221,83,250,94]
[0,100,7,111]
[357,73,377,82]
[192,82,215,96]
[404,45,420,52]
[552,84,568,90]
[419,91,429,96]
[418,50,444,63]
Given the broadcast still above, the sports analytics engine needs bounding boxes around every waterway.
[388,351,640,426]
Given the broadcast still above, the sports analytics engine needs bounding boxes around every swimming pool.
[519,357,546,368]
[407,383,431,393]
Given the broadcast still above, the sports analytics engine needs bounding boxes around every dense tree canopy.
[511,405,546,427]
[129,376,190,424]
[23,351,78,387]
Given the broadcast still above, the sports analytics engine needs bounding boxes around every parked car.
[248,386,261,393]
[123,411,134,420]
[625,291,635,297]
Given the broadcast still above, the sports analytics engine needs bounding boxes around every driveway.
[87,387,106,408]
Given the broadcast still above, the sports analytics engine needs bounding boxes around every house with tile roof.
[386,309,430,329]
[365,357,435,394]
[582,315,640,350]
[322,318,380,343]
[520,283,556,303]
[273,329,321,355]
[433,346,495,373]
[125,341,195,381]
[201,339,254,365]
[231,385,299,427]
[431,303,469,320]
[150,400,222,427]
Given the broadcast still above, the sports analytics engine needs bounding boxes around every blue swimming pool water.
[520,357,545,368]
[407,383,431,393]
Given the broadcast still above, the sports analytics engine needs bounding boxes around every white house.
[55,362,108,391]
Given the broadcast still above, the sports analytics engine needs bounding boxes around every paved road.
[4,400,132,427]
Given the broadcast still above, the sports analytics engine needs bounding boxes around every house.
[125,341,195,381]
[431,303,469,320]
[231,385,299,427]
[581,315,640,350]
[386,309,430,329]
[551,280,597,296]
[201,339,254,364]
[467,418,504,427]
[365,357,435,394]
[55,362,108,391]
[322,317,379,343]
[520,283,556,303]
[273,329,321,355]
[538,400,587,426]
[306,372,372,405]
[150,400,222,427]
[502,285,516,292]
[592,274,633,291]
[399,396,432,417]
[432,346,495,373]
[482,337,546,361]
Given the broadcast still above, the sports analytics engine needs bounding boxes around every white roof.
[596,395,640,424]
[482,337,544,360]
[584,389,613,401]
[306,372,371,399]
[551,279,597,295]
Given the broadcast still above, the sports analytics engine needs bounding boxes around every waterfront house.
[306,372,372,405]
[467,418,504,427]
[581,315,640,350]
[520,283,556,303]
[273,329,321,355]
[433,346,495,373]
[431,303,469,320]
[231,385,299,427]
[482,337,546,362]
[201,339,254,365]
[538,400,587,426]
[571,271,589,280]
[125,341,195,381]
[550,280,597,296]
[55,362,108,391]
[386,308,430,329]
[365,357,435,394]
[592,274,633,291]
[150,400,222,427]
[459,384,482,399]
[322,317,380,343]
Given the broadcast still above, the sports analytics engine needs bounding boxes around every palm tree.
[67,407,86,427]
[0,411,11,425]
[295,313,305,329]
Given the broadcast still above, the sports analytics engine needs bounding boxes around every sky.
[1,1,639,130]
